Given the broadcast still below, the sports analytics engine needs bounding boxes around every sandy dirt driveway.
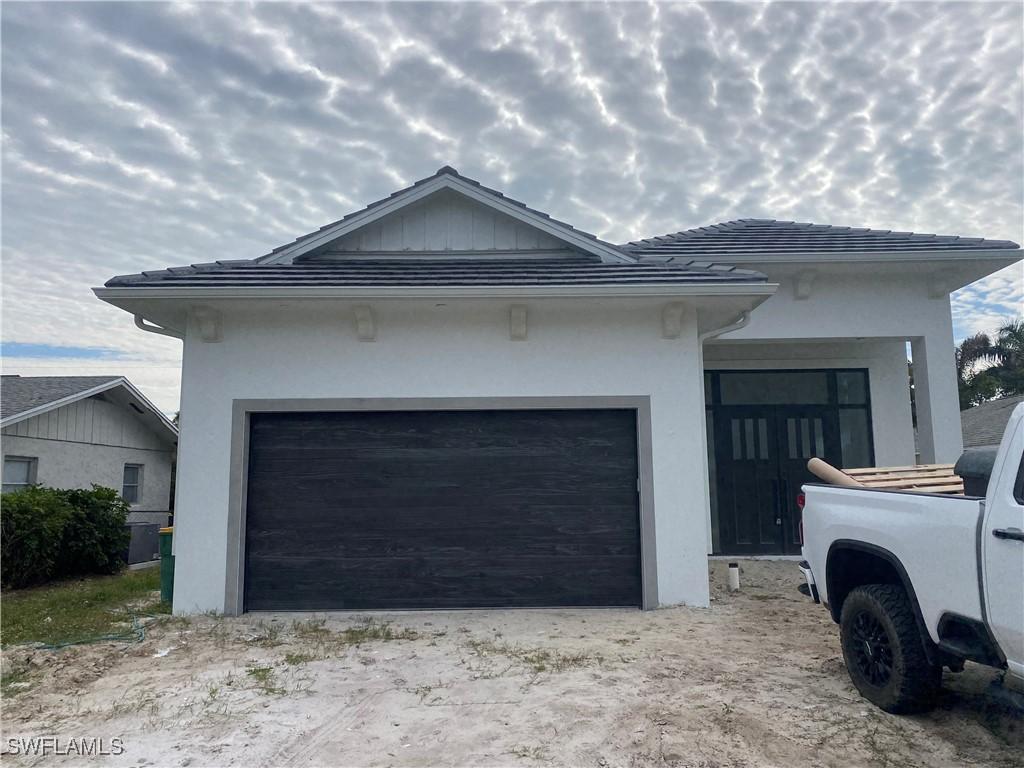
[2,562,1020,767]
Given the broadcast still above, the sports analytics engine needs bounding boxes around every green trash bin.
[159,527,175,605]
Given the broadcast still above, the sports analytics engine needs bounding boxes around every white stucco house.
[1,375,178,524]
[94,167,1021,614]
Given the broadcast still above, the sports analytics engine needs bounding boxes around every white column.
[911,324,963,464]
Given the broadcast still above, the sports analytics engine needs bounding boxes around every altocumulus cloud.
[1,1,1021,411]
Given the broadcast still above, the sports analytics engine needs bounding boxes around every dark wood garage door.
[243,409,642,611]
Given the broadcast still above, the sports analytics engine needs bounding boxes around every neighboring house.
[94,166,1022,614]
[961,395,1024,448]
[1,376,178,524]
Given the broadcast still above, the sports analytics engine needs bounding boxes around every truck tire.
[839,584,941,713]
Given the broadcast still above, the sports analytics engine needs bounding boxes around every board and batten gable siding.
[318,190,570,254]
[3,396,167,450]
[2,395,174,514]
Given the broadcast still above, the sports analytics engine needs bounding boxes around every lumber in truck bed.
[842,463,964,495]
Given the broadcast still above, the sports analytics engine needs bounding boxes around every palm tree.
[990,319,1024,396]
[955,318,1024,408]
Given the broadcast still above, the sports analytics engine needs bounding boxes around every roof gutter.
[95,283,778,301]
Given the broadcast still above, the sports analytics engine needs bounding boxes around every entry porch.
[702,336,959,556]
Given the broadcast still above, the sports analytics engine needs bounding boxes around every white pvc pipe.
[728,562,740,591]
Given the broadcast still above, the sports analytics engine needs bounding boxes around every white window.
[122,464,143,504]
[2,456,37,493]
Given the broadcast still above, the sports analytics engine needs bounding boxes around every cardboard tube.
[807,457,864,488]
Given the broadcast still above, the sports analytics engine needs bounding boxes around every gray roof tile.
[105,258,768,289]
[961,395,1024,448]
[623,219,1021,257]
[1,375,121,420]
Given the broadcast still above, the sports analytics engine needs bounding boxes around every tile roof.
[623,219,1022,258]
[261,165,627,261]
[961,395,1024,448]
[1,375,121,420]
[104,257,768,289]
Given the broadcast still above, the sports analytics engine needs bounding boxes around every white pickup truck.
[799,403,1024,713]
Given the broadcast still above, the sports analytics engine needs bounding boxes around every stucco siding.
[1,434,173,512]
[721,267,962,462]
[2,396,173,512]
[172,299,712,615]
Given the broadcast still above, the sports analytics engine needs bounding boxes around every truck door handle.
[992,527,1024,542]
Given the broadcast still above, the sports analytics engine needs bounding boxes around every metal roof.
[105,257,768,289]
[1,375,121,420]
[624,219,1022,258]
[961,395,1024,448]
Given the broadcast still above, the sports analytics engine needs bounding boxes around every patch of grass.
[245,664,285,695]
[508,744,548,761]
[246,620,283,647]
[340,618,418,645]
[465,637,598,674]
[291,617,418,648]
[293,617,333,640]
[0,663,34,698]
[284,652,318,666]
[1,568,163,647]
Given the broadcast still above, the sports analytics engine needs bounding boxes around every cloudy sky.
[2,1,1022,412]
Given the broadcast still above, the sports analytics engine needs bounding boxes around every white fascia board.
[117,378,180,440]
[688,248,1022,264]
[0,378,178,440]
[94,283,778,301]
[259,175,635,265]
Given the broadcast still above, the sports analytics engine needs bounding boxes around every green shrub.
[56,487,130,578]
[0,485,130,589]
[1,487,74,589]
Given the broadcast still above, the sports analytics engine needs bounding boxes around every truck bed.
[800,483,984,640]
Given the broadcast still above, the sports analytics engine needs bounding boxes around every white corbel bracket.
[509,305,528,341]
[662,303,684,339]
[354,305,376,341]
[794,270,817,301]
[190,306,222,343]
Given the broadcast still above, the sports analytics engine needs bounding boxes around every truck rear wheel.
[839,584,941,713]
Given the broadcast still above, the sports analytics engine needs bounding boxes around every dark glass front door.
[707,370,873,555]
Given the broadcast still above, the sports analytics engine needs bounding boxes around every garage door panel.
[248,454,634,487]
[245,554,642,610]
[246,524,640,559]
[244,409,642,610]
[250,409,635,444]
[245,501,638,532]
[248,481,638,511]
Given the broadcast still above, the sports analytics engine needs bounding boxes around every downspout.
[134,314,184,340]
[697,310,751,559]
[698,310,751,344]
